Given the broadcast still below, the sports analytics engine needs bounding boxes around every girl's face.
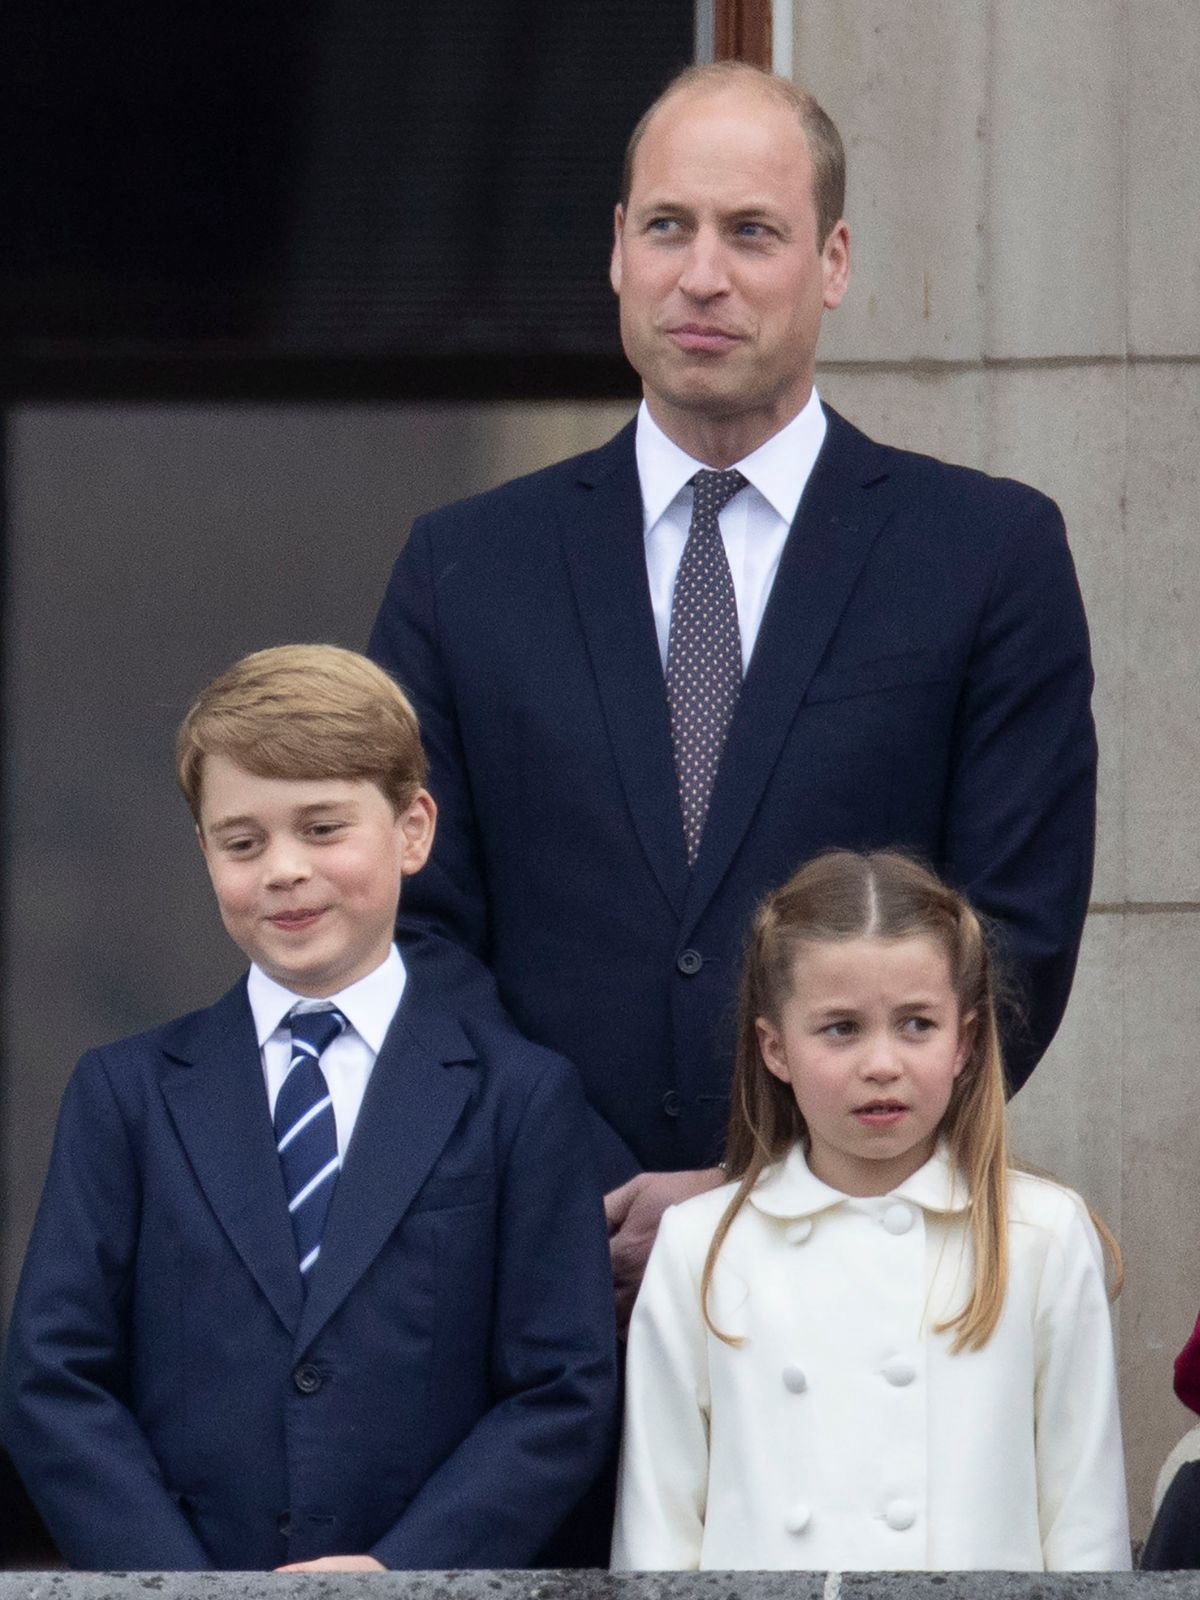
[756,933,974,1197]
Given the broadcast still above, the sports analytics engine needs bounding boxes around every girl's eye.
[823,1020,855,1039]
[902,1015,935,1035]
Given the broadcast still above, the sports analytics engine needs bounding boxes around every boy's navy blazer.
[2,971,618,1571]
[370,407,1097,1184]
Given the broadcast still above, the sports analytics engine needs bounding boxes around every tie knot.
[287,1006,348,1059]
[690,468,747,520]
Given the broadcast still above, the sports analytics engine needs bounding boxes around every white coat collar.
[747,1140,970,1220]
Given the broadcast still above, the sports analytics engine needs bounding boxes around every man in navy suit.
[368,63,1097,1325]
[1,645,616,1570]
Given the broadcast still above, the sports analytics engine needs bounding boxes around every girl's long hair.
[702,850,1012,1353]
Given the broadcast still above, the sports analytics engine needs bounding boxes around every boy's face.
[197,755,435,998]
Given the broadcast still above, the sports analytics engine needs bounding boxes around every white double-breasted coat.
[611,1145,1129,1571]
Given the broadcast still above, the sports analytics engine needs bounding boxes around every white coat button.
[885,1498,917,1531]
[784,1504,811,1535]
[786,1218,813,1244]
[882,1355,917,1386]
[781,1364,807,1393]
[882,1203,913,1234]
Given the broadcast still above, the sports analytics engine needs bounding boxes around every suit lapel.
[294,992,475,1354]
[160,980,304,1336]
[681,409,897,930]
[557,423,692,918]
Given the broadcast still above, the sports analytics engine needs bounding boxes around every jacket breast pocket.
[803,647,952,707]
[406,1168,495,1216]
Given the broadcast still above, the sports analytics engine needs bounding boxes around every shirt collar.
[635,389,828,532]
[247,943,407,1055]
[747,1139,969,1220]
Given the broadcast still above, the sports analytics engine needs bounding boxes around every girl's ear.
[954,1010,977,1078]
[756,1017,791,1084]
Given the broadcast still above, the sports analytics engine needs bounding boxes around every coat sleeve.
[940,491,1097,1093]
[368,519,642,1191]
[611,1204,711,1571]
[368,1053,618,1569]
[0,1052,213,1570]
[1032,1193,1130,1570]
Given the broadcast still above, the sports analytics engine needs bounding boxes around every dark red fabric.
[1175,1312,1200,1415]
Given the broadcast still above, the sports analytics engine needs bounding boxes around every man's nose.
[677,230,730,298]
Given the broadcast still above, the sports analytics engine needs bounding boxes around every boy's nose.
[263,842,311,885]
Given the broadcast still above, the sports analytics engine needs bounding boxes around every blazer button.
[784,1503,811,1535]
[785,1218,813,1245]
[661,1090,682,1118]
[676,948,703,976]
[277,1512,292,1536]
[882,1354,917,1387]
[293,1362,323,1394]
[882,1202,914,1235]
[885,1498,917,1531]
[781,1364,807,1393]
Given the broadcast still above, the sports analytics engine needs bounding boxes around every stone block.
[986,0,1125,357]
[1124,367,1200,902]
[793,0,987,362]
[1009,911,1123,1233]
[1128,0,1200,356]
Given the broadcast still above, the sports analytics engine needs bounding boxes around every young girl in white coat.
[611,850,1129,1573]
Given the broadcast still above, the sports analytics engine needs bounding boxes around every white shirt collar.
[747,1139,970,1220]
[247,943,407,1056]
[634,389,828,533]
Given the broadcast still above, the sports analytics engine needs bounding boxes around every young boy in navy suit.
[2,645,617,1572]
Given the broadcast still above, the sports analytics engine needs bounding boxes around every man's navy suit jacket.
[1,969,617,1570]
[369,408,1097,1188]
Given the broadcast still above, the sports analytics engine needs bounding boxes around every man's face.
[610,82,849,463]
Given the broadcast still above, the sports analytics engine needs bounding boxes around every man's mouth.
[666,323,742,353]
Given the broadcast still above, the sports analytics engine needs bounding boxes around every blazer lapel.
[558,423,692,918]
[294,992,475,1354]
[160,980,303,1336]
[681,409,897,929]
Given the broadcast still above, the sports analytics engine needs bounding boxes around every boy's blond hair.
[177,644,428,824]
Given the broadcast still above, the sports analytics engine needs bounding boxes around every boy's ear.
[756,1017,791,1084]
[398,789,437,875]
[195,822,208,859]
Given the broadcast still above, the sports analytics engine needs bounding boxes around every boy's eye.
[223,837,259,856]
[307,820,347,839]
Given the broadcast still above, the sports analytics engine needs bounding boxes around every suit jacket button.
[293,1362,323,1394]
[676,948,703,976]
[277,1512,292,1535]
[661,1090,682,1118]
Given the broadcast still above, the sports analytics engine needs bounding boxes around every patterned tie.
[665,468,748,866]
[275,1006,346,1283]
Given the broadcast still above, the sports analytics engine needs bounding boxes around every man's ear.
[821,219,850,310]
[398,788,437,875]
[609,204,626,296]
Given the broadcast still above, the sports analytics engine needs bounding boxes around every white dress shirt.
[248,944,406,1160]
[636,391,828,674]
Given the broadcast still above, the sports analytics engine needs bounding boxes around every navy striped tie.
[276,1006,346,1284]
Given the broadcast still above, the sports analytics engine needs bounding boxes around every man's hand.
[604,1168,724,1334]
[276,1556,386,1572]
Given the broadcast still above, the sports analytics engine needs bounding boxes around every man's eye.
[647,217,680,235]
